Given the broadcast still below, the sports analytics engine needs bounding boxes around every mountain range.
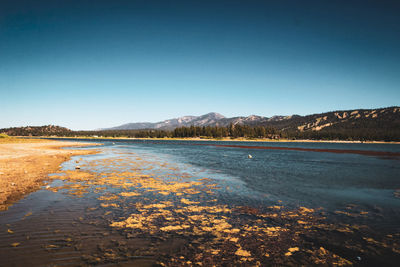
[105,107,400,132]
[105,112,226,130]
[1,107,399,141]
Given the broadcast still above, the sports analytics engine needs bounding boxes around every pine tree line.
[1,123,399,141]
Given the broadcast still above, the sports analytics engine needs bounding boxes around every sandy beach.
[0,139,100,210]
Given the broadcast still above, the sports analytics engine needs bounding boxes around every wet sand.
[0,139,100,210]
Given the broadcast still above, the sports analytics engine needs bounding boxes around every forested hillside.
[1,107,399,141]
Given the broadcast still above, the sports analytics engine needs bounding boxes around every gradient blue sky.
[1,0,399,130]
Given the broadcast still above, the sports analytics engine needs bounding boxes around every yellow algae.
[98,195,119,201]
[181,198,200,205]
[62,170,95,181]
[119,192,140,197]
[201,226,213,232]
[243,225,261,232]
[182,188,201,194]
[183,205,206,213]
[268,206,282,210]
[336,227,353,233]
[213,219,232,231]
[187,215,205,221]
[211,249,220,255]
[362,237,389,248]
[299,207,314,213]
[110,215,145,229]
[311,247,353,266]
[264,226,286,236]
[100,203,119,208]
[229,237,239,243]
[181,205,231,214]
[160,225,190,231]
[235,248,251,257]
[265,226,281,232]
[142,202,172,209]
[334,210,363,217]
[40,151,376,265]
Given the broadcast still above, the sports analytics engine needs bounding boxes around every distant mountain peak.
[105,112,226,130]
[203,112,225,118]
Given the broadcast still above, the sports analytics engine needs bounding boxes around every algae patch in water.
[39,151,400,266]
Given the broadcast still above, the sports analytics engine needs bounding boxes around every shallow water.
[1,139,399,266]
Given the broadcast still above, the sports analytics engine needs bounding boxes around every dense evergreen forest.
[1,123,399,141]
[0,125,279,139]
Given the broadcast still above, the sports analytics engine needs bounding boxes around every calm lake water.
[1,139,399,266]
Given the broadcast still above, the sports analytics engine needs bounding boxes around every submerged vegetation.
[39,152,398,265]
[10,149,395,266]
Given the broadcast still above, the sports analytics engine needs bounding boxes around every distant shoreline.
[23,136,400,145]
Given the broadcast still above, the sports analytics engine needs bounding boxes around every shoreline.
[0,139,101,211]
[30,136,400,145]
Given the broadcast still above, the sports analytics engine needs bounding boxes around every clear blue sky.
[1,0,399,130]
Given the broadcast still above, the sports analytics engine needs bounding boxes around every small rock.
[45,185,51,189]
[11,182,16,186]
[248,154,253,159]
[75,166,81,169]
